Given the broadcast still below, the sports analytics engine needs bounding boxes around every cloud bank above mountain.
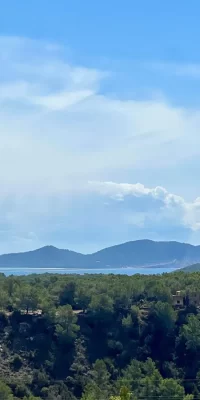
[1,36,200,252]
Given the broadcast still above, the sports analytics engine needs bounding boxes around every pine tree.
[68,337,90,397]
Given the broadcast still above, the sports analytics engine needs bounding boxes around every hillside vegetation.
[0,271,199,398]
[181,263,200,272]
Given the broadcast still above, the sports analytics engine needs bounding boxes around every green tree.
[122,314,132,330]
[181,315,200,351]
[88,294,114,323]
[153,301,176,331]
[68,337,90,396]
[0,290,9,311]
[0,380,13,400]
[89,294,113,313]
[159,378,185,400]
[59,281,76,306]
[121,360,143,393]
[140,370,162,400]
[110,387,131,400]
[119,386,131,400]
[4,276,19,298]
[84,360,111,400]
[74,287,91,311]
[56,305,80,344]
[16,285,40,313]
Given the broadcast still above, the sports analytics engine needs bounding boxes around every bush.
[11,354,23,370]
[12,382,30,398]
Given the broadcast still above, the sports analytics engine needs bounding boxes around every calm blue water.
[0,266,179,276]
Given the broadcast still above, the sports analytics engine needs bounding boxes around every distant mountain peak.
[0,239,199,269]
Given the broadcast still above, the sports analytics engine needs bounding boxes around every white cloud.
[1,35,200,197]
[0,36,105,111]
[89,181,200,232]
[1,36,200,251]
[32,89,94,111]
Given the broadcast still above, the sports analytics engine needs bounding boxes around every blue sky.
[1,1,200,253]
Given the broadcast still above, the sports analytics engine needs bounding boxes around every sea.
[0,266,179,276]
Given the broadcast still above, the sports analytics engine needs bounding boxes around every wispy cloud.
[0,36,105,111]
[1,36,200,251]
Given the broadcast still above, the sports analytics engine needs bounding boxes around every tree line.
[0,271,199,399]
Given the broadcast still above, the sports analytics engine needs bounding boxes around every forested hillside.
[181,263,200,272]
[0,271,200,399]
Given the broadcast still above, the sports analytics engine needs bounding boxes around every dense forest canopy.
[0,271,200,399]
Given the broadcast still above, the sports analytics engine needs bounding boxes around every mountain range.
[0,240,200,269]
